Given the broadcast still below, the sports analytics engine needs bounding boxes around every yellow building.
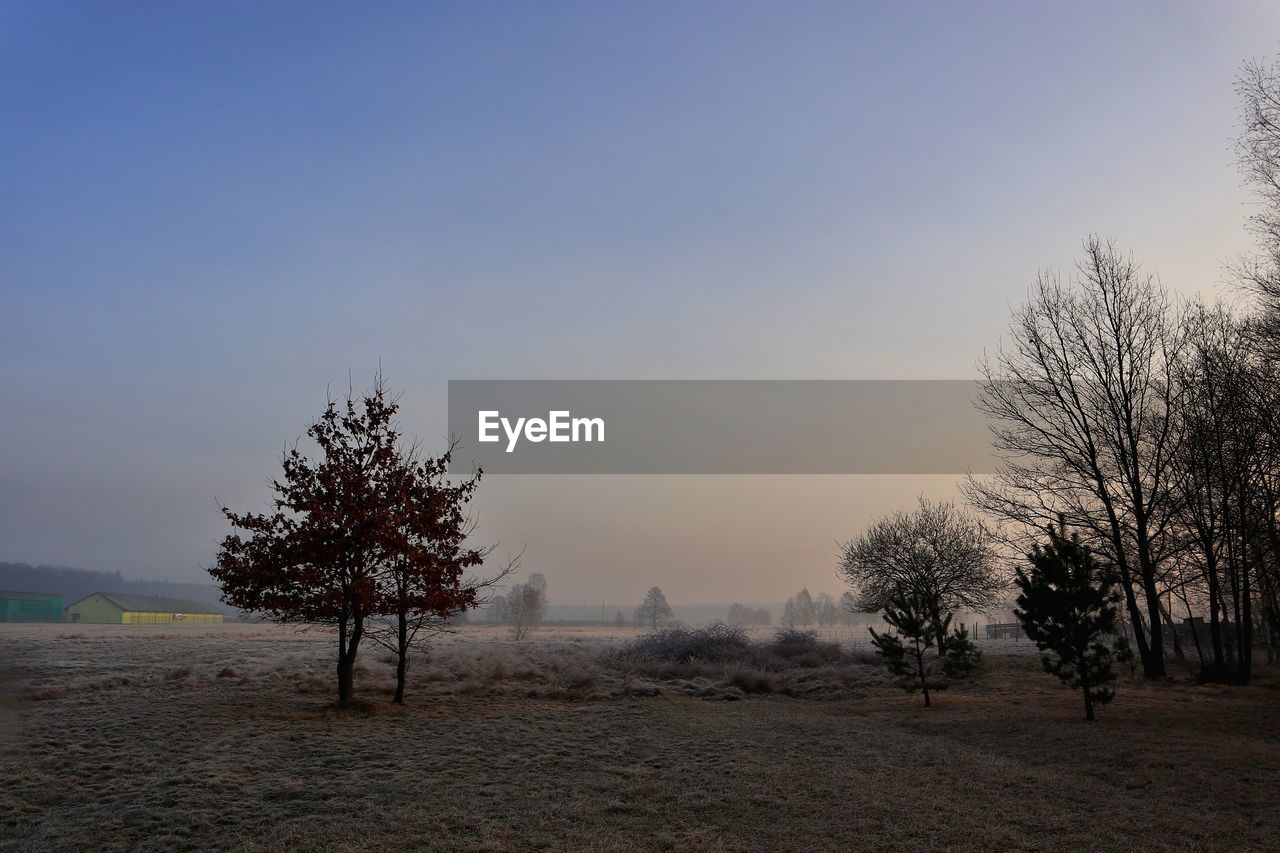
[65,592,225,624]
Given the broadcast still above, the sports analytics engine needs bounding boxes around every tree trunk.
[913,638,931,707]
[393,611,408,705]
[1138,552,1167,678]
[337,617,363,706]
[1083,685,1095,721]
[337,650,355,706]
[1239,546,1253,685]
[1175,585,1207,672]
[337,615,351,705]
[1157,594,1186,665]
[1207,557,1227,679]
[1115,560,1154,676]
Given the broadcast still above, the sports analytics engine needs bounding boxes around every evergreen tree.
[942,624,981,679]
[870,587,981,706]
[1014,523,1128,720]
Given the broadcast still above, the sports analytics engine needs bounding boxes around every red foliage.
[210,377,488,705]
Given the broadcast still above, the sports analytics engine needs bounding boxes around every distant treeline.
[0,562,228,613]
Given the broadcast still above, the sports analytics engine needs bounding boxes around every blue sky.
[2,1,1277,601]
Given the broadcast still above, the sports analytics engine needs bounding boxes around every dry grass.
[1,622,1277,851]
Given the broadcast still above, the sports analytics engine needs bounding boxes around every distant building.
[0,590,64,622]
[65,593,224,625]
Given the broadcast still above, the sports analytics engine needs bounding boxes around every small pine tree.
[1014,523,1128,721]
[870,588,981,706]
[942,624,982,679]
[870,589,946,706]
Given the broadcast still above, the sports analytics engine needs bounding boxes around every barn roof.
[80,592,223,614]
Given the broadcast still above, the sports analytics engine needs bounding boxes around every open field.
[1,623,1278,851]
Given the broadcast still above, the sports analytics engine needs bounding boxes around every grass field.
[1,622,1277,851]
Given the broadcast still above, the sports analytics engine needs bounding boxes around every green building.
[0,590,64,622]
[65,593,225,625]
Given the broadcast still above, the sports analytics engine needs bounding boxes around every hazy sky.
[2,1,1277,604]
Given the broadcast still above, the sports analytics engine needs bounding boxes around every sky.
[2,1,1278,606]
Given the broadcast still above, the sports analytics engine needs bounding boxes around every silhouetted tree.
[965,239,1185,678]
[1014,523,1127,721]
[1225,58,1280,667]
[212,377,510,706]
[870,588,980,709]
[815,593,837,628]
[838,591,859,626]
[782,597,796,628]
[1235,56,1280,356]
[793,588,816,627]
[635,586,673,629]
[839,497,1000,652]
[1169,305,1277,683]
[212,379,398,706]
[366,438,502,704]
[728,603,773,627]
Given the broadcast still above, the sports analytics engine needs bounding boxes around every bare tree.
[728,602,773,626]
[793,588,816,628]
[816,593,837,628]
[838,497,1001,652]
[1172,303,1280,682]
[1230,56,1280,667]
[365,436,515,703]
[1234,57,1280,356]
[508,572,547,640]
[635,586,673,629]
[964,239,1185,678]
[838,591,859,626]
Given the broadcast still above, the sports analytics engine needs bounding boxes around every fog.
[3,1,1275,602]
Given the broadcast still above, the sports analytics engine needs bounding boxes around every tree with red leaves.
[211,377,501,707]
[368,439,512,704]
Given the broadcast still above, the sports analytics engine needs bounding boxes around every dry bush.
[722,664,779,694]
[610,623,892,700]
[759,628,844,668]
[617,622,752,664]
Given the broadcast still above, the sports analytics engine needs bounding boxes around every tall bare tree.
[1234,57,1280,356]
[964,238,1185,678]
[1231,56,1280,667]
[1171,305,1252,680]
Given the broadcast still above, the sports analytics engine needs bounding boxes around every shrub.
[619,622,752,663]
[763,628,844,666]
[722,664,778,694]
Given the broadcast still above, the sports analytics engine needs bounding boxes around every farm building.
[0,590,64,622]
[65,593,224,625]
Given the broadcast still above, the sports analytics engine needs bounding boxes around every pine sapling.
[1014,523,1128,720]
